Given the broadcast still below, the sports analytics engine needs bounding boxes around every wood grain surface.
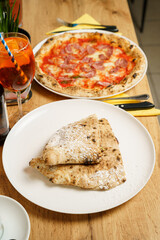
[0,0,160,239]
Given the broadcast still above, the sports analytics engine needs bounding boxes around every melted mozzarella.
[113,48,123,56]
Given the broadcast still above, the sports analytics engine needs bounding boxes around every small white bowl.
[0,195,30,240]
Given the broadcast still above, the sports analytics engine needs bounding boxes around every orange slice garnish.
[16,51,30,66]
[0,38,19,53]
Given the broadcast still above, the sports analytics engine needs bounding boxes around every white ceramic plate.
[3,100,155,214]
[0,195,30,240]
[33,29,148,99]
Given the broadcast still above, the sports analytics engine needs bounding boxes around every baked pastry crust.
[29,117,126,190]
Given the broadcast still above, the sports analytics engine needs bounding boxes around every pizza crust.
[35,32,146,98]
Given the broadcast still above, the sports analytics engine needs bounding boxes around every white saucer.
[0,195,30,240]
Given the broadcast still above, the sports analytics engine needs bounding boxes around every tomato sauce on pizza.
[35,32,146,98]
[40,38,135,89]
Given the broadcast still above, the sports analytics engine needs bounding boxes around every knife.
[115,101,155,110]
[47,27,119,35]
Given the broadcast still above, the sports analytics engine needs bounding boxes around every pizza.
[42,114,102,165]
[35,31,146,98]
[29,116,126,190]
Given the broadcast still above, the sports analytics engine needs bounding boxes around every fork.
[102,94,150,101]
[57,18,117,30]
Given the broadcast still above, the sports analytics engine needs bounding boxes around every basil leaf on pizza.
[35,32,147,98]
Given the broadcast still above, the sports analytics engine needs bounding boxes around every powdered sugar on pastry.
[43,115,101,165]
[88,165,126,190]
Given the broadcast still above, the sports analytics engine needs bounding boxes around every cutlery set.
[6,93,154,110]
[103,94,155,110]
[102,94,154,110]
[57,18,119,32]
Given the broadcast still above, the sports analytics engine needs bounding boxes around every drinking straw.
[0,33,28,82]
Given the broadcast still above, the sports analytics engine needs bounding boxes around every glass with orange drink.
[0,32,35,120]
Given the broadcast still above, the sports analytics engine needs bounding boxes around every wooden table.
[1,0,160,239]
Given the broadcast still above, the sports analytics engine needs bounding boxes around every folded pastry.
[42,114,101,165]
[29,118,126,190]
